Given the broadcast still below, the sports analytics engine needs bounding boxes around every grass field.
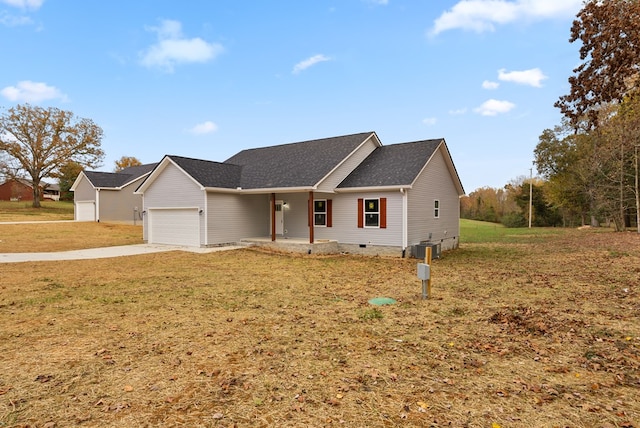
[0,200,74,222]
[1,219,638,427]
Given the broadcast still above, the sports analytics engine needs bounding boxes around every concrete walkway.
[0,243,246,263]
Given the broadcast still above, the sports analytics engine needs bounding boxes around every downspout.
[308,191,314,244]
[271,193,276,241]
[401,188,408,253]
[96,188,100,222]
[203,190,208,246]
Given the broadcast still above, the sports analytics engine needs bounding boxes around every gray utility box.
[417,263,430,280]
[413,242,441,260]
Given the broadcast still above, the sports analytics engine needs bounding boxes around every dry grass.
[1,229,639,427]
[0,223,142,253]
[0,201,74,222]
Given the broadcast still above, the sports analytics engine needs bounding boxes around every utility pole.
[529,167,533,228]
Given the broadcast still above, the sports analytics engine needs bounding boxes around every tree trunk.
[31,177,41,208]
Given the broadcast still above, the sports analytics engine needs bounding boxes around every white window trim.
[314,199,327,227]
[434,199,440,219]
[364,198,380,228]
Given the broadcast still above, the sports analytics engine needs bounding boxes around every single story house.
[135,132,464,256]
[70,163,157,223]
[0,178,60,201]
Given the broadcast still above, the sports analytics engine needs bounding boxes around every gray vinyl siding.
[97,177,146,223]
[206,193,269,244]
[273,192,312,238]
[316,137,379,192]
[407,147,460,249]
[72,176,96,202]
[314,191,403,247]
[143,163,206,243]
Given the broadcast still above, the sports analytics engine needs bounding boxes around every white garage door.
[148,208,200,247]
[75,201,95,221]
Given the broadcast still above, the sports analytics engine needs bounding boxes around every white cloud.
[498,67,547,87]
[140,19,223,73]
[188,120,218,135]
[0,11,32,26]
[292,54,332,74]
[429,0,582,36]
[474,99,515,116]
[1,0,43,9]
[1,80,67,103]
[482,80,499,90]
[422,117,437,126]
[364,0,388,4]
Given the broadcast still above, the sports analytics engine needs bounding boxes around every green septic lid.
[368,297,397,306]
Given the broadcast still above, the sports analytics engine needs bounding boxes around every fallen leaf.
[123,385,133,392]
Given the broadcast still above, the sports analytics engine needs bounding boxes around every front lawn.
[1,228,638,427]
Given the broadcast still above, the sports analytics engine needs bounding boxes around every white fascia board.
[334,185,410,193]
[120,172,152,190]
[134,157,171,194]
[314,132,381,189]
[203,186,316,194]
[69,171,89,192]
[409,140,465,196]
[135,156,203,194]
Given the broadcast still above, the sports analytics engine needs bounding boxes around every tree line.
[463,0,640,232]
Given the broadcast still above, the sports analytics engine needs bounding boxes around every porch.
[241,236,340,255]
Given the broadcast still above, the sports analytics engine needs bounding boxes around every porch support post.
[271,193,276,241]
[308,191,314,244]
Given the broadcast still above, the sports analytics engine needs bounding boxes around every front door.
[275,200,284,235]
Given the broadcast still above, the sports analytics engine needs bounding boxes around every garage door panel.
[149,208,200,247]
[76,201,95,221]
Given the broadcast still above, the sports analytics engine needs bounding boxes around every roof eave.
[335,185,411,193]
[205,185,317,194]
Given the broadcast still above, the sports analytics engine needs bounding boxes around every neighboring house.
[70,164,157,223]
[135,132,465,256]
[43,183,60,201]
[0,178,59,201]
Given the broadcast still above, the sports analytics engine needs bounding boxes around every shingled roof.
[168,156,242,189]
[338,139,443,188]
[83,163,157,189]
[225,132,376,189]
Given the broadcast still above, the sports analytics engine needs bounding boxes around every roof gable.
[225,132,376,189]
[338,139,443,188]
[75,163,157,190]
[168,156,242,189]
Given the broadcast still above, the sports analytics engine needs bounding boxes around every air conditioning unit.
[413,242,441,260]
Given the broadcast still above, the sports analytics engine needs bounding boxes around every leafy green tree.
[0,104,104,207]
[535,124,592,226]
[53,160,84,201]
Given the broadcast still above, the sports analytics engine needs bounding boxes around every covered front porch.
[241,236,339,255]
[264,191,330,245]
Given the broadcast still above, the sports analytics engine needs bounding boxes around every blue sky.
[1,0,583,192]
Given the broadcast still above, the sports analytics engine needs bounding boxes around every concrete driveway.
[0,243,245,263]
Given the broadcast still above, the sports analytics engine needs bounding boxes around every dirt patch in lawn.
[0,230,639,427]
